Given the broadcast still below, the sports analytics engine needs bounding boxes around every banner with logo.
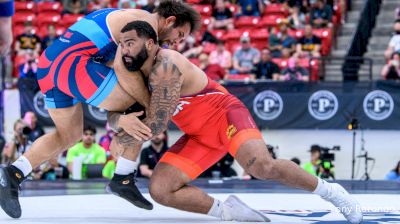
[20,80,400,129]
[226,81,400,130]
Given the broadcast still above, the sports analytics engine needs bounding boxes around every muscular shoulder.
[151,49,183,79]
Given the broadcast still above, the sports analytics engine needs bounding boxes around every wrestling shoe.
[221,195,270,222]
[322,183,363,223]
[0,166,25,218]
[106,171,153,210]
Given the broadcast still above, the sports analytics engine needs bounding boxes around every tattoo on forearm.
[146,54,182,136]
[246,157,257,169]
[117,132,141,149]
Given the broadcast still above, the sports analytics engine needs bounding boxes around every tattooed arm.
[116,51,183,148]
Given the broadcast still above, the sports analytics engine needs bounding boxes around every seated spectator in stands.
[238,0,264,16]
[23,111,45,142]
[62,0,88,15]
[384,19,400,60]
[209,40,232,70]
[381,52,400,80]
[296,24,321,58]
[98,123,114,159]
[269,23,297,58]
[33,154,69,180]
[288,6,306,28]
[201,154,237,178]
[254,48,280,80]
[310,0,333,28]
[18,50,39,79]
[66,125,106,178]
[89,0,111,12]
[280,56,310,81]
[209,0,234,30]
[41,25,59,50]
[118,0,136,9]
[232,35,260,74]
[385,161,400,181]
[2,119,32,165]
[15,21,41,57]
[178,36,203,58]
[141,0,156,13]
[139,132,168,178]
[199,53,227,81]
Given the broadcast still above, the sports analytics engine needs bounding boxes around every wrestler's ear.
[165,16,176,27]
[145,38,155,51]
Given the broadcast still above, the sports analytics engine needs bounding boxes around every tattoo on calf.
[246,157,257,169]
[117,132,140,149]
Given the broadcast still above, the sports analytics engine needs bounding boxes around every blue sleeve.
[384,171,397,180]
[0,0,14,17]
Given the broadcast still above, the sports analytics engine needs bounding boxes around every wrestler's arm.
[116,51,184,147]
[0,0,14,56]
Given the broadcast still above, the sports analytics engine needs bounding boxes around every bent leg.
[234,139,317,191]
[149,162,214,214]
[24,103,84,169]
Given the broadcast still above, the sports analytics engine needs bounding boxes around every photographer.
[19,50,38,79]
[303,145,321,176]
[303,145,336,179]
[1,119,33,164]
[381,52,400,80]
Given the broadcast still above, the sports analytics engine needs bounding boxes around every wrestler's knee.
[149,174,172,205]
[246,158,279,180]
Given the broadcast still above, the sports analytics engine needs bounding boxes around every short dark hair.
[154,0,201,33]
[121,20,158,43]
[83,125,97,134]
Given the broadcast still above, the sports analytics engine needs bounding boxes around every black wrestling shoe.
[106,171,153,210]
[0,166,25,218]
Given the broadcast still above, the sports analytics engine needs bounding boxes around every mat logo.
[308,90,338,120]
[253,90,283,120]
[363,90,394,121]
[33,91,50,118]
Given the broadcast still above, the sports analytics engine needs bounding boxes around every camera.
[22,126,32,136]
[319,145,340,161]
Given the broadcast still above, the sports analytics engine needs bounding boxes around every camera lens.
[22,126,32,135]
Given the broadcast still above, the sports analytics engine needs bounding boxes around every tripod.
[357,130,375,181]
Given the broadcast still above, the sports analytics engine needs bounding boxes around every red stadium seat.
[37,2,63,13]
[226,3,239,15]
[191,4,212,17]
[264,4,289,16]
[200,16,212,31]
[250,29,269,50]
[13,25,26,38]
[189,58,200,66]
[209,29,226,40]
[38,26,66,39]
[313,28,332,56]
[258,15,285,28]
[234,16,260,29]
[62,14,84,28]
[15,2,35,13]
[37,13,62,27]
[187,0,202,4]
[202,42,216,54]
[272,58,289,69]
[287,29,304,39]
[13,12,37,26]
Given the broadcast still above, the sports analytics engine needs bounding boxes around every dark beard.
[122,46,148,72]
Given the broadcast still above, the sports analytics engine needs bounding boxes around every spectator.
[280,56,310,81]
[269,23,297,58]
[18,50,38,79]
[209,40,232,70]
[296,24,321,58]
[2,119,32,165]
[209,0,234,30]
[89,0,111,12]
[238,0,264,16]
[288,6,306,29]
[232,35,260,74]
[98,123,114,159]
[66,125,107,178]
[139,132,168,178]
[310,0,333,28]
[302,145,321,176]
[41,24,59,50]
[179,36,203,58]
[201,154,237,178]
[15,21,41,57]
[33,154,69,180]
[118,0,136,9]
[385,161,400,181]
[199,53,227,81]
[141,0,156,13]
[254,48,280,80]
[384,19,400,60]
[381,52,400,80]
[23,111,45,142]
[62,0,88,15]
